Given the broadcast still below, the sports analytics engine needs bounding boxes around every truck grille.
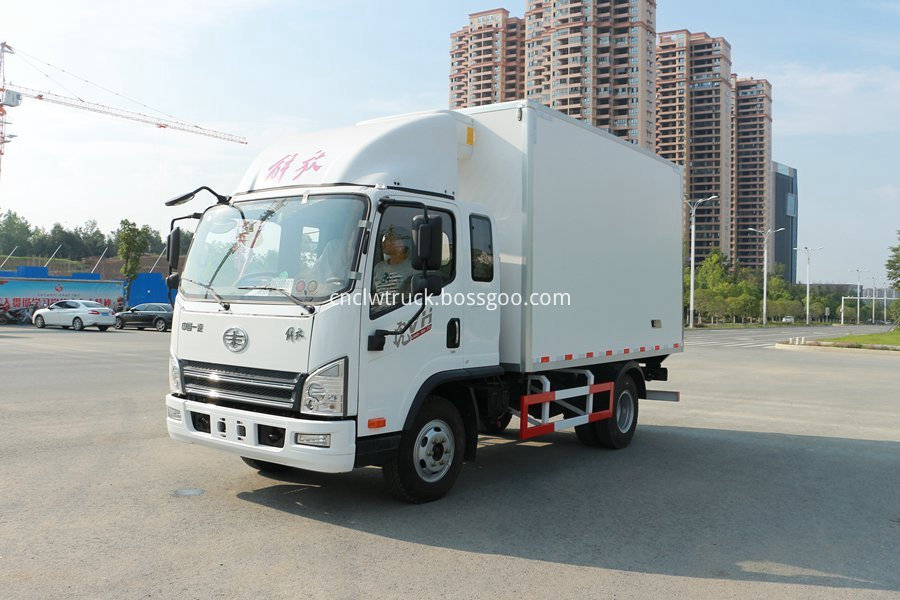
[182,361,303,410]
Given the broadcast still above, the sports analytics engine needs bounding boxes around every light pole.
[850,268,868,325]
[794,245,823,325]
[872,276,877,324]
[747,227,785,326]
[685,194,718,328]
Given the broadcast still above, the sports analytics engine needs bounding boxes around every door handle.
[447,318,460,349]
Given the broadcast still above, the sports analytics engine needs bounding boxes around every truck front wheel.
[382,396,465,503]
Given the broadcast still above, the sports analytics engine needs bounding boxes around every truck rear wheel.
[241,457,293,473]
[382,396,464,503]
[576,373,639,449]
[597,374,639,449]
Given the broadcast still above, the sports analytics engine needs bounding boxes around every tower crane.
[0,41,247,198]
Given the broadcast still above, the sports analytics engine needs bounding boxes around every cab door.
[357,199,465,437]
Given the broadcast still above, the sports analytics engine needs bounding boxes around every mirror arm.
[368,294,427,351]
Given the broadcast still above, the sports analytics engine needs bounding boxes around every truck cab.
[167,179,501,501]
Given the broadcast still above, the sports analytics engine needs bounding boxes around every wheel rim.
[616,390,635,433]
[74,319,82,330]
[413,419,454,483]
[115,318,123,329]
[156,320,166,331]
[36,316,43,327]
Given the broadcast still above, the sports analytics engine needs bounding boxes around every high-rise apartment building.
[450,9,525,108]
[451,2,657,149]
[773,162,799,282]
[731,76,773,271]
[523,0,657,148]
[656,30,733,260]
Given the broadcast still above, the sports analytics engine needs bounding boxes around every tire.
[241,457,293,473]
[34,315,45,328]
[479,410,512,434]
[154,318,167,332]
[98,325,109,332]
[114,317,125,329]
[575,373,639,449]
[72,317,84,331]
[595,374,639,449]
[575,420,602,446]
[382,396,465,503]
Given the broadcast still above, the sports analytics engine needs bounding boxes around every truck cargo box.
[459,101,683,372]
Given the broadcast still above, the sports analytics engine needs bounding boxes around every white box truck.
[164,101,683,502]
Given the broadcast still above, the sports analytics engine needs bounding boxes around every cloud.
[867,0,900,16]
[355,91,447,118]
[4,0,277,58]
[767,64,900,135]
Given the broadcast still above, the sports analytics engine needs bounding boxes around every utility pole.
[685,195,718,328]
[795,246,823,325]
[748,227,785,326]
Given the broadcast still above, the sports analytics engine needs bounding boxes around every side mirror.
[167,227,181,272]
[411,215,443,271]
[412,274,443,297]
[166,272,181,290]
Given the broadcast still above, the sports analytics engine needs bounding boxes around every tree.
[888,299,900,323]
[887,230,900,289]
[75,220,109,257]
[117,219,150,300]
[0,211,33,254]
[810,301,826,321]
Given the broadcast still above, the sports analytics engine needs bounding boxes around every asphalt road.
[1,324,898,599]
[684,323,882,348]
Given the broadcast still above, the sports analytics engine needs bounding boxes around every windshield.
[180,194,368,304]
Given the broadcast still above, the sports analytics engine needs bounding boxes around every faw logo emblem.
[285,327,304,342]
[223,327,248,352]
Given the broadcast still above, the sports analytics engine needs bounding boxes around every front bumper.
[166,395,356,473]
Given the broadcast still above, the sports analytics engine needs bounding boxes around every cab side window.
[469,215,493,282]
[371,206,455,315]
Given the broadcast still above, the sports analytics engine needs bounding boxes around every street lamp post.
[685,194,718,328]
[851,268,868,325]
[872,276,877,324]
[794,246,823,325]
[747,227,785,326]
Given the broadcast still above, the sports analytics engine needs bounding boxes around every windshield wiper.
[182,277,231,311]
[237,286,316,314]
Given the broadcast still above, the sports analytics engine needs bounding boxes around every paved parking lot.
[1,325,898,599]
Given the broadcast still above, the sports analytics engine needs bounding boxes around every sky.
[2,0,898,284]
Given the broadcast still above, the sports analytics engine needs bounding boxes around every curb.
[774,343,900,356]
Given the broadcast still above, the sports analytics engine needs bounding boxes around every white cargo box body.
[458,101,683,372]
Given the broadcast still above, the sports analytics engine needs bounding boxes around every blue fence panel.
[127,273,170,306]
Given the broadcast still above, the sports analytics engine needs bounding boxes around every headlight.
[169,354,183,394]
[301,358,347,416]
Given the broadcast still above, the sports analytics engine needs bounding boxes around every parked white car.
[33,300,116,331]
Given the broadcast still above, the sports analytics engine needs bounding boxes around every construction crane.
[0,41,246,198]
